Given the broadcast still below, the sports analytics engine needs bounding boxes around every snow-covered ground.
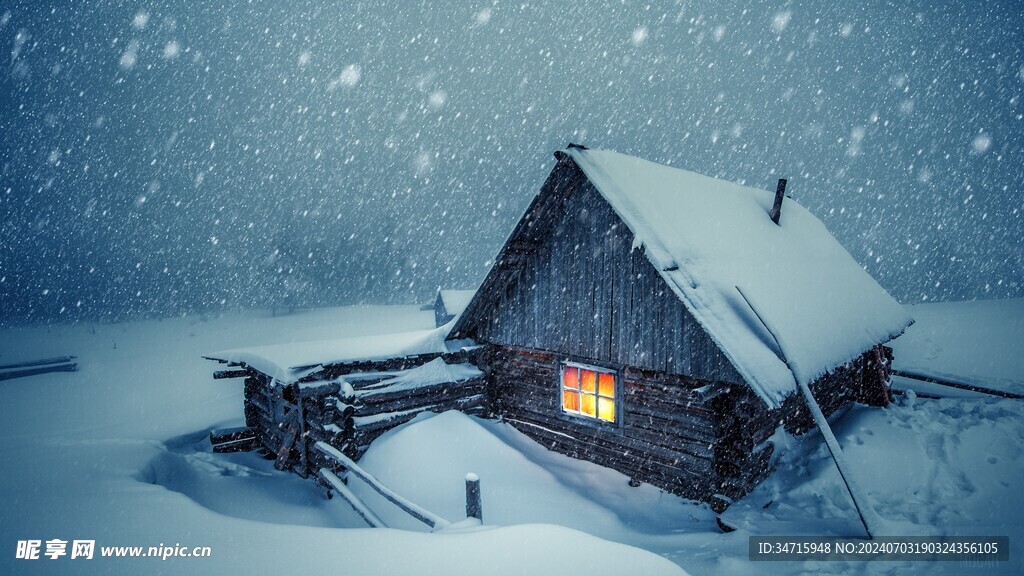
[890,298,1024,397]
[0,301,1020,574]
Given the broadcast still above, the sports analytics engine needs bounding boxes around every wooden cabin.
[207,144,911,511]
[448,145,913,507]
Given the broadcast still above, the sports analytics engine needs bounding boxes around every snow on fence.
[316,441,481,530]
[890,369,1024,399]
[0,355,78,381]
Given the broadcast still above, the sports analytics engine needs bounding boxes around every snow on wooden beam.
[0,356,78,381]
[891,369,1024,399]
[797,380,884,539]
[213,369,250,380]
[769,178,787,225]
[736,284,883,538]
[315,441,451,530]
[318,468,387,528]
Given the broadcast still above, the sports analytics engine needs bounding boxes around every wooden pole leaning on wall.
[465,473,482,522]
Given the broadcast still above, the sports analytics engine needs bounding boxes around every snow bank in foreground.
[0,306,684,576]
[890,298,1024,395]
[1,304,1020,576]
[357,406,1024,575]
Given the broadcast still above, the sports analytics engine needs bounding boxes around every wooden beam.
[318,468,387,528]
[0,356,77,370]
[0,363,78,381]
[315,441,450,529]
[738,283,881,538]
[213,369,250,380]
[891,370,1024,399]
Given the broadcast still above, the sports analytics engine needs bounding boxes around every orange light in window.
[581,369,597,393]
[581,393,597,417]
[563,367,580,390]
[598,398,615,422]
[598,373,615,398]
[563,390,580,412]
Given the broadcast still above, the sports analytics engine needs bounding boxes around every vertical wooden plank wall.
[473,168,745,386]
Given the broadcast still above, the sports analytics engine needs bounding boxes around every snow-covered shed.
[450,145,913,504]
[204,325,484,474]
[433,289,477,328]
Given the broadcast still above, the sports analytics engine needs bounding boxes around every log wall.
[454,156,745,385]
[484,345,721,501]
[238,354,487,479]
[484,343,889,504]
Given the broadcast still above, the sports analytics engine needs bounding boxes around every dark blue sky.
[1,1,1021,325]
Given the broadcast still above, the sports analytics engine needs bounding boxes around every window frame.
[558,360,622,429]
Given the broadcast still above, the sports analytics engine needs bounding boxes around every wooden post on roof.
[769,178,787,225]
[465,473,482,522]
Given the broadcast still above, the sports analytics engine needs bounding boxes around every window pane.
[598,373,615,398]
[581,369,597,393]
[562,390,580,413]
[563,367,580,390]
[581,393,597,417]
[598,398,615,422]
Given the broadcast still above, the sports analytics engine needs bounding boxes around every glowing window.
[561,364,617,424]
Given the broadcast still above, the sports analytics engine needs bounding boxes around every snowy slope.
[890,298,1024,395]
[0,303,1020,575]
[0,306,684,576]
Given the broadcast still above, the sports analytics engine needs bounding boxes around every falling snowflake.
[428,90,447,110]
[971,133,992,154]
[771,11,791,34]
[119,40,140,69]
[329,64,362,90]
[163,41,181,60]
[414,151,433,175]
[474,8,492,25]
[631,27,648,45]
[132,10,149,30]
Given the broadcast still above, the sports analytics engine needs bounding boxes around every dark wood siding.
[466,160,744,385]
[236,353,487,479]
[484,345,720,500]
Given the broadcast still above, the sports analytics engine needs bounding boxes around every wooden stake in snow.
[769,179,787,225]
[465,473,482,522]
[736,286,883,539]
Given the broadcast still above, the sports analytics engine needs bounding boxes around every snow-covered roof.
[437,289,476,318]
[565,147,913,407]
[205,324,468,384]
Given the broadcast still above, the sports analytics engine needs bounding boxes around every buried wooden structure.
[206,145,913,513]
[206,347,487,477]
[0,356,78,381]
